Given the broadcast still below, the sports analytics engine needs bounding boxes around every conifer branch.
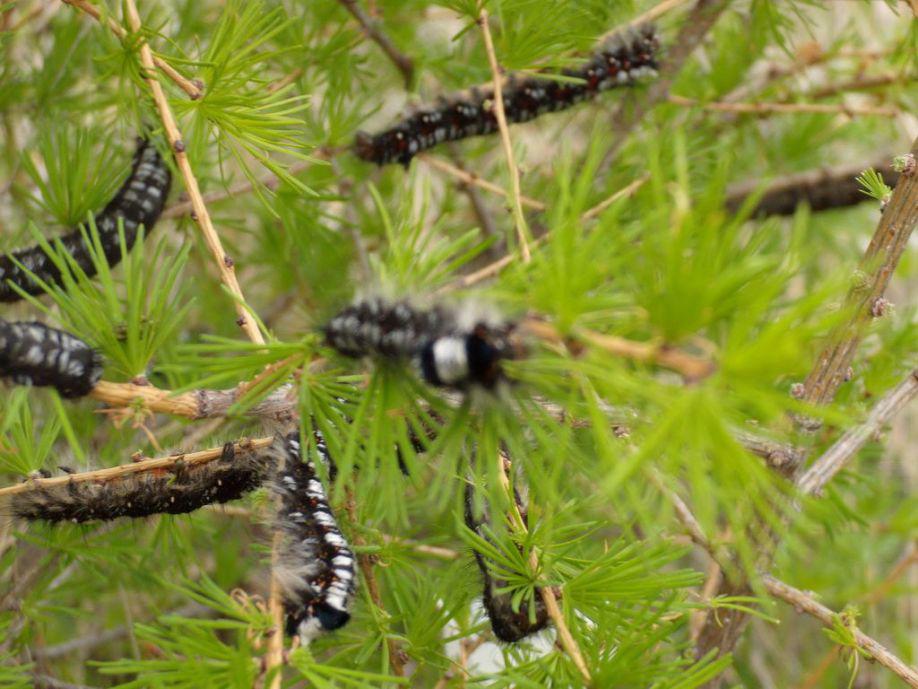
[338,0,414,87]
[668,95,900,118]
[797,369,918,496]
[801,138,918,406]
[123,0,265,347]
[60,0,203,99]
[477,7,532,264]
[761,575,918,688]
[420,154,546,211]
[694,138,918,679]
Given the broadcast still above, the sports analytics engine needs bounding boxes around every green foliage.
[0,1,914,688]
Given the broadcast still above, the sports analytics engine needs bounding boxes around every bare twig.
[797,369,918,496]
[123,0,265,346]
[60,0,202,99]
[802,138,918,406]
[338,0,414,87]
[725,159,899,217]
[88,380,297,422]
[668,94,900,118]
[803,73,905,101]
[477,8,532,263]
[32,674,99,689]
[761,575,918,688]
[521,319,716,381]
[419,154,546,210]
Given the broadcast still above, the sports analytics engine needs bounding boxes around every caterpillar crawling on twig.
[0,139,171,302]
[354,25,660,166]
[0,319,103,398]
[271,430,357,643]
[464,473,549,642]
[0,441,272,524]
[324,297,518,389]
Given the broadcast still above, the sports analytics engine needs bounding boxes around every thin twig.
[521,319,716,381]
[60,0,202,99]
[419,154,546,211]
[32,674,99,689]
[477,7,532,263]
[797,369,918,496]
[669,94,900,118]
[803,73,905,101]
[338,0,414,87]
[123,0,265,346]
[761,575,918,688]
[497,454,592,685]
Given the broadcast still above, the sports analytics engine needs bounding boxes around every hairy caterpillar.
[324,297,516,389]
[355,25,659,166]
[0,441,272,523]
[464,477,549,642]
[0,319,103,398]
[0,139,172,302]
[272,431,357,643]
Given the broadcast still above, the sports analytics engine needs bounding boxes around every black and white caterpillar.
[464,477,549,642]
[0,441,272,523]
[0,319,103,398]
[272,431,357,643]
[354,25,660,166]
[324,297,516,389]
[0,139,171,302]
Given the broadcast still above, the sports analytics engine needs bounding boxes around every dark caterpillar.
[324,298,516,389]
[272,431,357,643]
[0,319,103,398]
[1,442,271,523]
[355,25,659,166]
[0,139,172,302]
[464,476,549,642]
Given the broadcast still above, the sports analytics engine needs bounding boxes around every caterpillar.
[354,25,660,166]
[464,477,549,642]
[0,139,172,302]
[0,319,103,398]
[0,441,272,524]
[272,431,357,643]
[324,297,516,389]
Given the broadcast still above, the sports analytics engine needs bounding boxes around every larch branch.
[338,0,414,87]
[669,94,899,118]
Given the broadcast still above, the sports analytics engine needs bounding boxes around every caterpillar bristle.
[0,138,172,302]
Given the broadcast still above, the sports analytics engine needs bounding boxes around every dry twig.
[338,0,414,87]
[668,94,900,118]
[477,8,532,263]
